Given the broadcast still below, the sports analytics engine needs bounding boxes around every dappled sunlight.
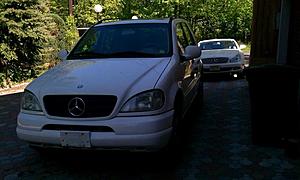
[0,83,28,96]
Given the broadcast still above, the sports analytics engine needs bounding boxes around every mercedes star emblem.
[77,84,84,89]
[68,97,85,117]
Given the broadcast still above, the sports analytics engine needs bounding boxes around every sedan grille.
[202,57,229,64]
[43,95,117,118]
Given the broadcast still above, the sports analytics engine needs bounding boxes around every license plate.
[209,66,220,71]
[60,131,91,148]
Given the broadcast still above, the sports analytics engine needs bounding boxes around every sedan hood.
[27,58,170,98]
[201,49,240,59]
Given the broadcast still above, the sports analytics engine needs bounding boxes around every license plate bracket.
[209,65,221,71]
[60,131,91,148]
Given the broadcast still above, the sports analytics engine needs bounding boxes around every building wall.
[250,0,300,119]
[250,0,281,66]
[288,0,300,67]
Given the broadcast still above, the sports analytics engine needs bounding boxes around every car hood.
[26,58,171,99]
[201,49,240,59]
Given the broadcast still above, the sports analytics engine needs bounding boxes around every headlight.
[21,90,43,114]
[120,90,164,112]
[229,54,241,63]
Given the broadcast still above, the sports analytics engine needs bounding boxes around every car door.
[181,22,202,98]
[175,22,196,110]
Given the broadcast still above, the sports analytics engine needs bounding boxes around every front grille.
[202,57,229,64]
[42,124,114,132]
[43,95,117,118]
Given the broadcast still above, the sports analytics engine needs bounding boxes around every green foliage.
[0,0,79,87]
[50,0,69,19]
[49,0,79,50]
[113,0,253,42]
[74,0,121,27]
[192,0,253,42]
[64,16,79,50]
[0,0,252,87]
[0,0,53,87]
[71,0,252,42]
[241,43,251,54]
[52,0,253,45]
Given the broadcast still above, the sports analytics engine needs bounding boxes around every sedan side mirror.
[58,49,69,61]
[183,45,201,60]
[239,44,247,50]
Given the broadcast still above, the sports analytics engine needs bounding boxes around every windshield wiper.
[106,51,159,58]
[68,51,107,59]
[68,51,160,60]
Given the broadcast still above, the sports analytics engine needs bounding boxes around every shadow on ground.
[202,73,245,82]
[1,81,300,179]
[27,98,203,176]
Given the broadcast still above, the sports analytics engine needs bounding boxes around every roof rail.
[169,16,178,23]
[169,16,176,23]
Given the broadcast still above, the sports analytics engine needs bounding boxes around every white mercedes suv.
[16,18,203,151]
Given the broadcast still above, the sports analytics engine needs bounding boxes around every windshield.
[199,40,237,50]
[68,23,172,60]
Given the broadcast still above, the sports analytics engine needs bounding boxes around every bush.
[64,16,79,51]
[39,14,78,71]
[0,0,79,87]
[0,0,52,87]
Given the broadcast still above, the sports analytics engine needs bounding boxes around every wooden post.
[249,0,258,66]
[276,0,291,64]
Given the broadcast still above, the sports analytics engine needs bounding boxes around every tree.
[50,0,69,19]
[54,0,253,42]
[0,0,53,86]
[74,0,121,27]
[114,0,252,42]
[0,0,253,87]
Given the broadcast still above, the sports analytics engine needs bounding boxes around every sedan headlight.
[21,90,43,114]
[229,54,241,63]
[120,90,164,112]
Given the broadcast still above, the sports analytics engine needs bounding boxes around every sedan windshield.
[200,41,237,50]
[68,23,171,60]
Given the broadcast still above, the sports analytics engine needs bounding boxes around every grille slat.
[42,124,114,132]
[202,57,229,64]
[43,95,117,118]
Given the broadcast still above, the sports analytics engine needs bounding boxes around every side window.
[182,23,196,46]
[176,23,186,55]
[176,22,197,55]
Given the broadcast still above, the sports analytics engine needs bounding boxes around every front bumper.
[203,63,244,74]
[16,110,174,151]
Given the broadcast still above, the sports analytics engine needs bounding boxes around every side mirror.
[239,44,247,50]
[183,45,201,60]
[58,49,69,61]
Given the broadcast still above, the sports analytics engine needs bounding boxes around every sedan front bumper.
[203,63,244,74]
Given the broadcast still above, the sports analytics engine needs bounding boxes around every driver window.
[182,23,196,46]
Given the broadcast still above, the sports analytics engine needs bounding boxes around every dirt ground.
[0,83,28,96]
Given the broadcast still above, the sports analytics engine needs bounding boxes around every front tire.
[164,98,183,153]
[197,80,204,106]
